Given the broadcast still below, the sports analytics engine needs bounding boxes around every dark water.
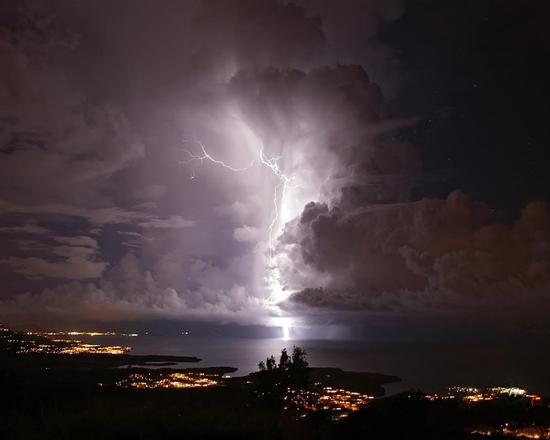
[86,335,550,396]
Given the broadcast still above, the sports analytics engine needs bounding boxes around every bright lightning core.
[180,127,295,306]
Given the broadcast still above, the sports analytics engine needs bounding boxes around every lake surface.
[84,335,550,396]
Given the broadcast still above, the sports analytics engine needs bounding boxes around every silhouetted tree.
[291,346,308,370]
[256,347,310,398]
[257,347,309,374]
[278,348,290,370]
[266,355,276,371]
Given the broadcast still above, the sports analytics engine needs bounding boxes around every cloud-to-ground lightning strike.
[180,138,294,304]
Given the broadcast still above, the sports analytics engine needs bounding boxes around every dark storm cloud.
[292,0,404,93]
[1,0,548,329]
[0,236,107,280]
[281,193,550,314]
[271,1,550,321]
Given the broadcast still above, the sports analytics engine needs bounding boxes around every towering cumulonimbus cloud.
[227,65,390,219]
[278,175,550,316]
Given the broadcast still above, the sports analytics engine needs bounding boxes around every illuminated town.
[472,424,550,439]
[30,330,139,337]
[115,371,376,420]
[283,385,375,420]
[422,386,549,438]
[116,372,220,389]
[0,325,132,355]
[425,386,542,405]
[53,343,131,355]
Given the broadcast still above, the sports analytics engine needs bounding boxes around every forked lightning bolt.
[181,139,256,178]
[180,138,294,302]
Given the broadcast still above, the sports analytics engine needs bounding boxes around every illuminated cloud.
[0,0,548,330]
[280,193,550,312]
[233,225,261,243]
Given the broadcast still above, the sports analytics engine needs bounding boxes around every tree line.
[258,346,308,372]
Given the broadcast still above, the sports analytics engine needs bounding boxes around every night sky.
[0,0,549,335]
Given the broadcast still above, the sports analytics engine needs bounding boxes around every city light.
[424,386,542,405]
[1,327,133,355]
[117,372,220,389]
[16,342,132,355]
[472,425,550,439]
[31,331,139,337]
[283,385,375,420]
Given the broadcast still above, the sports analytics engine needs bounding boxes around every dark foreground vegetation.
[1,330,549,439]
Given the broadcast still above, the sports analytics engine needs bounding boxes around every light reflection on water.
[80,335,550,396]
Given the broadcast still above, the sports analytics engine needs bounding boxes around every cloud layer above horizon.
[1,0,548,329]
